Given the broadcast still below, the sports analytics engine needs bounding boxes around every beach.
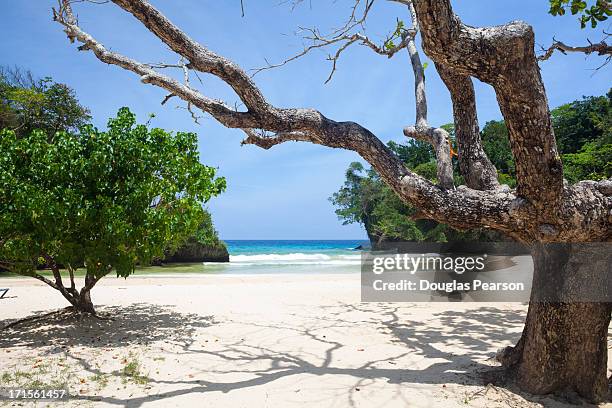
[1,273,608,408]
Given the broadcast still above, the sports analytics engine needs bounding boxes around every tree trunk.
[71,272,97,314]
[499,244,611,402]
[74,287,96,314]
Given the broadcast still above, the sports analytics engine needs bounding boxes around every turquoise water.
[0,240,369,277]
[174,239,368,275]
[226,239,366,255]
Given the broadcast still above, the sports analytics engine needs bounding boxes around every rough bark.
[74,273,97,314]
[407,4,611,397]
[411,0,564,215]
[497,243,612,402]
[435,63,499,190]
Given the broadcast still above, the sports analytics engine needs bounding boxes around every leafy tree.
[552,91,611,153]
[0,108,226,314]
[562,140,612,182]
[193,210,224,248]
[387,139,433,168]
[0,67,91,139]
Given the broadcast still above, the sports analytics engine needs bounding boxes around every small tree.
[0,107,226,314]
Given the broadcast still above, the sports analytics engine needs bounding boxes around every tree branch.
[435,63,499,190]
[0,261,61,291]
[411,0,564,215]
[538,38,612,61]
[399,3,454,189]
[252,30,408,83]
[52,0,611,242]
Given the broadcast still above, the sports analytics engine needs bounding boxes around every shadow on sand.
[0,303,215,349]
[1,302,605,407]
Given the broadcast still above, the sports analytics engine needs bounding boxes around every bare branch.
[178,57,202,124]
[0,261,60,290]
[398,2,454,189]
[252,1,409,81]
[241,129,315,149]
[30,272,61,290]
[538,38,612,61]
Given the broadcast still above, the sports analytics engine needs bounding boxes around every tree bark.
[70,272,99,314]
[412,0,564,215]
[74,287,96,314]
[435,63,499,190]
[52,0,611,242]
[498,243,612,402]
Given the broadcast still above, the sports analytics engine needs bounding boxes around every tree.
[336,87,612,244]
[0,108,226,314]
[51,0,611,401]
[0,67,91,138]
[331,138,506,245]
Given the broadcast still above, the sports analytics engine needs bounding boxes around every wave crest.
[229,252,361,265]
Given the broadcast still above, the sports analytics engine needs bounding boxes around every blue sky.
[1,1,610,239]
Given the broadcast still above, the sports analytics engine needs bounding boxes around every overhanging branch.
[53,0,566,238]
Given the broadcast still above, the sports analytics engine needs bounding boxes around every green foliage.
[193,210,224,248]
[384,19,407,50]
[481,120,515,179]
[387,139,434,168]
[552,91,611,153]
[548,0,611,28]
[553,91,612,182]
[562,140,612,182]
[0,108,226,280]
[413,161,438,181]
[329,162,381,228]
[0,67,91,138]
[370,186,424,242]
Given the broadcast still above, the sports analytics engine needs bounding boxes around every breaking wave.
[229,252,361,265]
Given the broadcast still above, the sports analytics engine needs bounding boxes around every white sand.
[0,274,610,407]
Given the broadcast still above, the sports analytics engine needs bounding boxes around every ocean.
[0,240,369,278]
[195,239,367,275]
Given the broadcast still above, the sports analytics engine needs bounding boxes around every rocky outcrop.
[161,238,229,263]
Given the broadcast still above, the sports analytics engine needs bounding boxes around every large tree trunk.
[499,244,611,402]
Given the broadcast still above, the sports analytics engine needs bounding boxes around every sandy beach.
[0,274,610,407]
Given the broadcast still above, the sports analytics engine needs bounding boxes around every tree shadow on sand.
[1,302,604,407]
[0,303,215,350]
